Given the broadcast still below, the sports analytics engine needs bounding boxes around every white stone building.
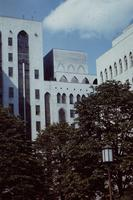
[43,49,97,128]
[96,24,133,85]
[0,16,97,139]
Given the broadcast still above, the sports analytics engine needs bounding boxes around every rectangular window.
[36,121,41,132]
[35,89,40,99]
[9,103,14,114]
[8,67,13,77]
[34,69,39,79]
[70,109,75,118]
[8,37,13,46]
[8,53,13,62]
[36,105,40,115]
[9,87,14,98]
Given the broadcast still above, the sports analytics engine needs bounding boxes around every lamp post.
[102,145,113,200]
[22,62,26,122]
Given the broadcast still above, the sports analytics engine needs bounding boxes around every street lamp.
[102,145,113,200]
[22,62,26,124]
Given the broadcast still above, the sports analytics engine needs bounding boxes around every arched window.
[114,62,118,76]
[82,95,86,100]
[109,66,113,79]
[104,68,108,81]
[71,76,79,83]
[93,79,97,85]
[18,31,31,139]
[100,71,103,83]
[124,55,128,70]
[45,92,51,127]
[57,93,61,103]
[59,108,66,123]
[59,75,68,82]
[77,94,81,102]
[82,77,89,84]
[129,52,133,67]
[119,59,123,74]
[69,94,74,104]
[62,93,66,104]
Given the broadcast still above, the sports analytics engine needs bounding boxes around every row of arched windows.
[100,51,133,83]
[57,93,86,104]
[59,75,97,84]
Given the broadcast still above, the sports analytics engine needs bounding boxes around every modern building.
[96,24,133,85]
[0,16,97,140]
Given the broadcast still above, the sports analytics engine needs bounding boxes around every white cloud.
[43,0,133,39]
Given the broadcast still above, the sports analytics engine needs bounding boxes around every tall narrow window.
[62,93,66,103]
[124,55,128,70]
[36,121,41,132]
[100,71,103,83]
[8,53,13,62]
[8,37,13,46]
[34,69,39,79]
[77,94,81,102]
[69,94,74,104]
[57,93,61,103]
[18,31,31,139]
[119,59,123,74]
[109,66,113,79]
[35,89,40,99]
[129,52,133,67]
[36,105,40,115]
[59,108,66,123]
[45,93,51,127]
[9,87,14,98]
[70,109,75,118]
[8,67,13,77]
[104,68,108,81]
[114,62,118,76]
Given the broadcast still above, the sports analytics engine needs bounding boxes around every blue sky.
[0,0,133,74]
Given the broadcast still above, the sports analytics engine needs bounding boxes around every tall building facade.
[96,24,133,85]
[0,16,45,139]
[0,16,97,139]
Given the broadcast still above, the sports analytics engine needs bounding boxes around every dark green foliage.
[36,123,74,200]
[0,107,44,200]
[75,81,133,199]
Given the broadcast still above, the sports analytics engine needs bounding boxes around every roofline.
[0,15,41,23]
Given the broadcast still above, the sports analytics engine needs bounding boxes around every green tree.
[0,106,44,200]
[36,123,74,200]
[75,81,133,199]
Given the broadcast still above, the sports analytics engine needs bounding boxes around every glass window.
[8,53,13,62]
[9,103,14,114]
[35,89,40,99]
[70,109,75,118]
[57,93,61,103]
[8,67,13,77]
[34,69,39,79]
[36,121,41,132]
[69,94,74,104]
[9,87,14,98]
[62,93,66,103]
[119,59,123,73]
[8,37,13,46]
[59,108,66,123]
[124,56,128,70]
[36,105,40,115]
